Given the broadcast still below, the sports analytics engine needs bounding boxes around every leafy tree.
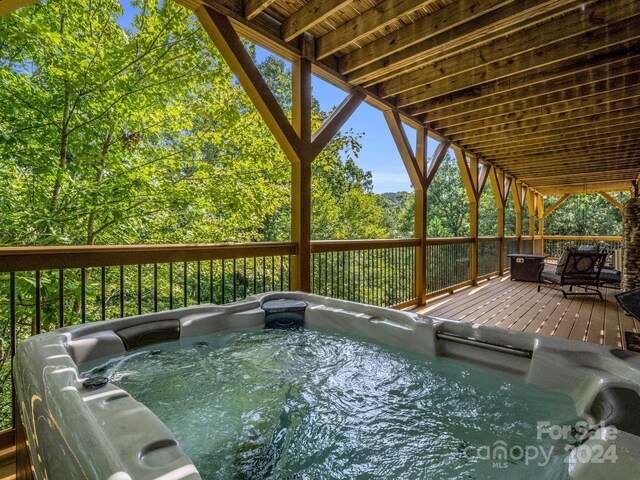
[427,153,470,237]
[543,193,628,236]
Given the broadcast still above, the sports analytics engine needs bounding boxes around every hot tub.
[13,292,640,479]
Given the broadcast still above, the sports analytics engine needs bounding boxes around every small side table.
[507,254,548,282]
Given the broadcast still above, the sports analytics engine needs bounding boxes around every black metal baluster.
[81,268,86,323]
[137,264,142,315]
[101,267,106,320]
[279,256,284,291]
[119,265,125,317]
[59,269,64,327]
[153,264,158,312]
[244,258,248,298]
[35,271,41,334]
[262,257,266,293]
[271,256,275,291]
[183,262,188,308]
[231,258,238,302]
[253,258,257,295]
[233,259,237,301]
[209,260,213,303]
[221,260,226,304]
[197,261,202,305]
[169,263,174,310]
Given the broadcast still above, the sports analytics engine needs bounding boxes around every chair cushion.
[541,270,561,283]
[600,268,621,285]
[578,245,599,253]
[556,248,577,275]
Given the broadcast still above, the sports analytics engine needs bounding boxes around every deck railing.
[0,234,623,438]
[426,237,473,295]
[0,242,296,435]
[478,237,501,277]
[542,235,623,258]
[311,239,419,307]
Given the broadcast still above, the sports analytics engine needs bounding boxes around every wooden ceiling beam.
[412,60,640,119]
[244,0,277,20]
[494,155,640,172]
[316,0,437,60]
[461,116,640,149]
[431,82,640,131]
[441,93,640,137]
[484,132,640,156]
[340,0,512,75]
[538,183,631,195]
[408,49,640,117]
[349,0,581,86]
[498,157,640,173]
[281,0,352,42]
[447,106,640,143]
[385,0,637,99]
[397,17,640,107]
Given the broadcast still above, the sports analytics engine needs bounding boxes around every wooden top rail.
[311,238,420,253]
[541,235,622,241]
[478,236,501,242]
[0,242,298,272]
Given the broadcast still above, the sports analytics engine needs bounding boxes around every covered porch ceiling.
[174,0,640,196]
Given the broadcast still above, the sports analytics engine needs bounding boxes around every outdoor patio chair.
[577,244,622,288]
[538,250,608,299]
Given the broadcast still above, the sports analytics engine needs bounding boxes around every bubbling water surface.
[82,328,582,479]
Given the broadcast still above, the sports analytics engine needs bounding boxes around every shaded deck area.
[412,276,637,349]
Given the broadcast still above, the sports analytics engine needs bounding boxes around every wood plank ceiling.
[190,0,640,195]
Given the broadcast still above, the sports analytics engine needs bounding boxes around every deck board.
[413,276,636,349]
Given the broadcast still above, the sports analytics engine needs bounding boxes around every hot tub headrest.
[115,319,181,351]
[262,299,306,329]
[590,387,640,437]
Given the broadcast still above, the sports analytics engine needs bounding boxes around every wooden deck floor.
[412,275,638,349]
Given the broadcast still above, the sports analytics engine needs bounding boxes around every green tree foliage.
[426,153,470,237]
[543,193,628,236]
[0,0,388,429]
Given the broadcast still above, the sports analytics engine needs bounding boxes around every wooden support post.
[537,193,545,255]
[384,111,433,305]
[511,181,526,253]
[197,7,364,293]
[455,149,488,285]
[414,127,427,305]
[489,168,511,275]
[290,57,313,292]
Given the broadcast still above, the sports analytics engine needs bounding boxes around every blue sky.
[116,2,441,193]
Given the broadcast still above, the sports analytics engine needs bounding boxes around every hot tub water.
[81,328,582,479]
